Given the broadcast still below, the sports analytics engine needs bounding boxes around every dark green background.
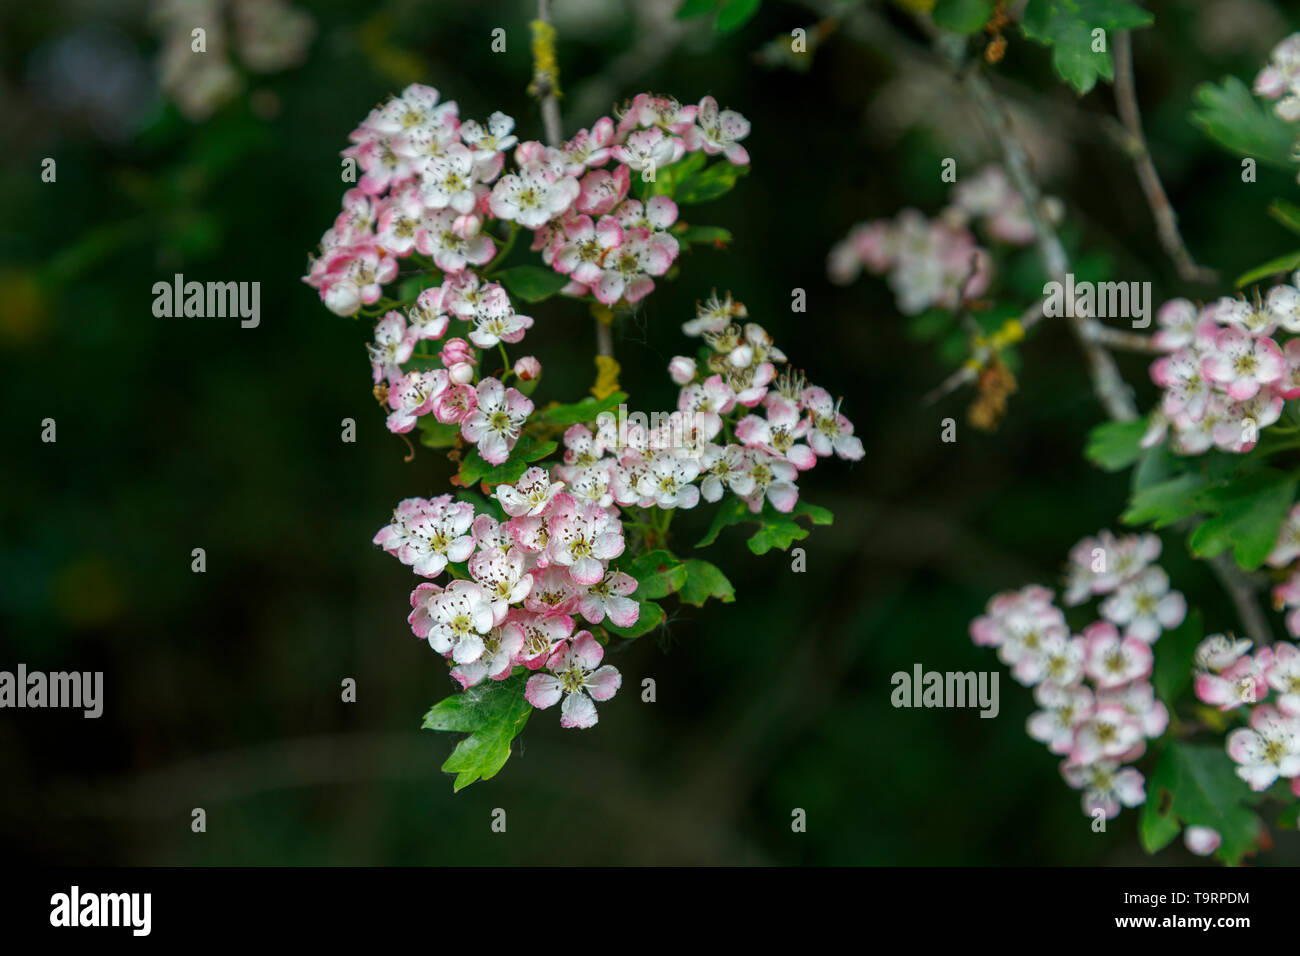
[3,0,1298,864]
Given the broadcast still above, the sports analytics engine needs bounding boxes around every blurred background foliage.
[3,0,1300,865]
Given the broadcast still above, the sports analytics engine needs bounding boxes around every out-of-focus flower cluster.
[826,165,1061,314]
[153,0,315,120]
[1191,630,1300,798]
[1141,283,1300,455]
[970,531,1187,819]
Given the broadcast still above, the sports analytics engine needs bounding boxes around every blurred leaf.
[422,672,532,791]
[678,225,734,247]
[497,265,569,303]
[679,559,736,606]
[675,161,751,204]
[1236,249,1300,288]
[1140,742,1263,864]
[932,0,995,34]
[1122,473,1206,528]
[1020,0,1153,95]
[675,0,720,20]
[1084,417,1148,472]
[1278,803,1300,829]
[1268,198,1300,235]
[716,0,761,32]
[1191,76,1299,170]
[1152,609,1202,708]
[1188,470,1296,570]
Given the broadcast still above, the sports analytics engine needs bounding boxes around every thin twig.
[531,0,564,148]
[961,62,1139,422]
[1112,31,1217,286]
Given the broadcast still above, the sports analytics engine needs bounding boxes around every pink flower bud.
[514,356,542,381]
[668,356,696,385]
[440,337,476,368]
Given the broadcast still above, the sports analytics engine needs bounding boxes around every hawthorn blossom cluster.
[1141,284,1300,455]
[1191,633,1300,798]
[578,292,865,515]
[303,85,749,317]
[826,165,1060,314]
[375,481,630,728]
[970,531,1187,819]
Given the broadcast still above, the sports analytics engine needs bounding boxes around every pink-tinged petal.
[570,630,604,669]
[767,481,799,513]
[605,594,639,628]
[570,556,606,585]
[525,673,563,709]
[1238,762,1280,791]
[452,634,484,664]
[585,664,621,701]
[560,691,599,728]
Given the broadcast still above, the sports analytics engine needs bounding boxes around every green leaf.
[649,151,707,198]
[1152,609,1202,708]
[1191,76,1299,170]
[1122,473,1206,528]
[1084,416,1148,472]
[1140,742,1264,864]
[1278,803,1300,829]
[1236,249,1300,288]
[932,0,995,34]
[696,497,749,548]
[604,599,665,638]
[678,559,736,606]
[1020,0,1154,95]
[533,391,627,427]
[496,265,570,303]
[678,225,733,247]
[747,513,809,555]
[1188,471,1296,570]
[422,672,532,791]
[1268,198,1300,235]
[418,418,462,449]
[675,0,719,20]
[625,549,688,600]
[457,435,558,488]
[674,161,750,204]
[715,0,760,32]
[696,499,832,552]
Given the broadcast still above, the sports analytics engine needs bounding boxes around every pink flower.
[1097,566,1186,643]
[1061,761,1145,820]
[1184,826,1221,857]
[386,368,448,434]
[450,621,525,689]
[686,95,751,165]
[547,502,625,585]
[1227,705,1300,790]
[524,631,622,728]
[1082,621,1153,689]
[1200,327,1284,401]
[408,579,495,663]
[575,570,640,628]
[368,311,416,384]
[460,378,533,465]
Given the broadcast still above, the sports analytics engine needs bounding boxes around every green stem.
[483,222,520,277]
